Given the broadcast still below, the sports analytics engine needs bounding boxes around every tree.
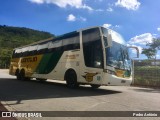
[148,38,160,50]
[142,38,160,60]
[142,48,156,59]
[0,25,54,68]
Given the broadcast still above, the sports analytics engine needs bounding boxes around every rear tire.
[16,73,21,80]
[19,69,25,81]
[65,70,79,88]
[15,69,20,80]
[16,69,30,81]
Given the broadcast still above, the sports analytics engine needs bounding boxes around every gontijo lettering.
[21,57,37,63]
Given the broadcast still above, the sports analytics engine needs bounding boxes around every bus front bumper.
[103,74,132,86]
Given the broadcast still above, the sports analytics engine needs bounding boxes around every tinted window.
[12,32,80,58]
[82,28,103,68]
[62,32,80,51]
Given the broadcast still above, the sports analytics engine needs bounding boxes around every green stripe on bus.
[35,51,63,74]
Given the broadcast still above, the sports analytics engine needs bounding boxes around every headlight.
[104,69,116,75]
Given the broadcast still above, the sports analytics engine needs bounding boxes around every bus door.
[80,28,104,84]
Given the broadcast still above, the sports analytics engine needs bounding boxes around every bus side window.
[62,38,73,51]
[28,50,36,56]
[37,48,46,54]
[73,35,80,49]
[62,39,69,51]
[47,47,54,53]
[28,45,38,56]
[82,28,104,68]
[62,33,80,51]
[37,43,48,54]
[48,40,62,52]
[23,51,29,57]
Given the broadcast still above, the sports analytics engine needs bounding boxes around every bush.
[134,66,160,87]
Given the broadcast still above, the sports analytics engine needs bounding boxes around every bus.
[9,26,139,88]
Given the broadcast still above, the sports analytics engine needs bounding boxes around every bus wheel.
[65,70,79,88]
[19,69,26,81]
[90,84,101,89]
[17,74,21,80]
[15,69,20,80]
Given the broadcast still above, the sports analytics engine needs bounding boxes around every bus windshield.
[106,41,131,70]
[101,27,131,70]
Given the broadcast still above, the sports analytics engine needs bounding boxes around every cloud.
[80,4,93,11]
[95,0,103,2]
[115,25,120,28]
[67,14,76,22]
[29,0,43,4]
[107,7,113,12]
[115,0,141,11]
[79,16,87,22]
[67,14,87,22]
[157,27,160,32]
[128,33,153,45]
[103,24,112,28]
[103,23,120,29]
[128,33,154,57]
[28,0,93,11]
[95,9,104,12]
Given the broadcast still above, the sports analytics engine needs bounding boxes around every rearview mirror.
[128,46,139,58]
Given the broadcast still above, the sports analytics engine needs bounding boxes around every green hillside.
[0,25,54,68]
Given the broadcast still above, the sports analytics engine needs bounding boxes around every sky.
[0,0,160,59]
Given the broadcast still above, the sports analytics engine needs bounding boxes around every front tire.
[65,70,79,88]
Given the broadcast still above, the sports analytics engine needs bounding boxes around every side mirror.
[128,46,139,58]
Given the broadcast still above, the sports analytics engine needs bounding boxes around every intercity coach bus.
[9,26,139,88]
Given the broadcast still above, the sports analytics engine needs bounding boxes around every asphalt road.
[0,69,160,120]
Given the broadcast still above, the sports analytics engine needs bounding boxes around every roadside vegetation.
[0,25,54,68]
[134,38,160,87]
[134,66,160,87]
